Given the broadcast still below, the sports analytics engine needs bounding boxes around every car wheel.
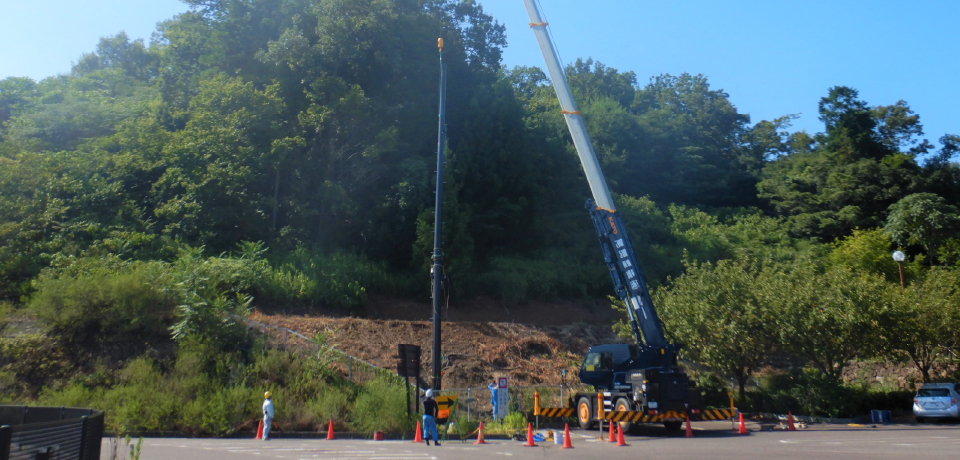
[577,397,594,430]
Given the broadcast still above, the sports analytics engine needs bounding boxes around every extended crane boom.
[519,2,707,431]
[520,0,669,352]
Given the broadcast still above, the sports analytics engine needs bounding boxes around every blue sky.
[2,0,957,152]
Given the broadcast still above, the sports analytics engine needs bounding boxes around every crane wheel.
[614,397,634,434]
[577,397,593,430]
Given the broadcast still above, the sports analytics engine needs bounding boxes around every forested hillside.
[2,0,960,425]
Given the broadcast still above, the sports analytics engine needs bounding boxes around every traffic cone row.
[616,425,627,446]
[607,421,616,442]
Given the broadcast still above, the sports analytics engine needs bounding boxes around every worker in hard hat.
[488,380,498,420]
[262,391,275,441]
[422,389,440,446]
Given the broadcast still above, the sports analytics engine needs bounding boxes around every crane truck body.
[520,0,698,431]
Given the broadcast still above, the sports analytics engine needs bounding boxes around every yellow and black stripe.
[604,409,731,422]
[698,408,734,420]
[536,407,575,418]
[604,411,661,423]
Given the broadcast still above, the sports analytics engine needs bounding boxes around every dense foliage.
[2,0,959,421]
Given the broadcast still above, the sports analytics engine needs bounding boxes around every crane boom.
[520,0,614,211]
[520,0,669,350]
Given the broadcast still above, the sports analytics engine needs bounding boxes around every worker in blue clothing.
[487,380,498,420]
[422,389,440,446]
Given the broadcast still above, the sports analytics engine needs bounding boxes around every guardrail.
[0,406,103,460]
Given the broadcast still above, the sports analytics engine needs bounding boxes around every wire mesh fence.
[431,384,592,424]
[237,315,399,386]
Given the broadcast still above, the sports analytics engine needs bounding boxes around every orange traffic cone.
[524,423,537,447]
[413,421,423,443]
[475,421,487,444]
[607,421,616,442]
[561,423,573,449]
[616,425,627,446]
[737,412,748,434]
[255,420,263,439]
[327,419,335,440]
[685,414,693,438]
[787,411,796,431]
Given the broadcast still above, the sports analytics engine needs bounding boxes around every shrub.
[349,376,416,434]
[180,386,255,436]
[257,248,389,311]
[0,333,71,397]
[445,411,477,440]
[501,411,527,431]
[37,383,105,408]
[752,369,862,417]
[102,358,180,432]
[306,385,353,429]
[167,247,257,346]
[27,260,175,346]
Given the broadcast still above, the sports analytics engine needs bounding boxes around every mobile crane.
[521,0,698,432]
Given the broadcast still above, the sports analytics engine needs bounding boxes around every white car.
[913,383,960,422]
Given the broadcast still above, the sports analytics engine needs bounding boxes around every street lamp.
[892,251,906,289]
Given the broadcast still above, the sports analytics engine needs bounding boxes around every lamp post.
[892,251,906,289]
[431,37,447,391]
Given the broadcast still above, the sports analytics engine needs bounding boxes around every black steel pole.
[432,38,447,391]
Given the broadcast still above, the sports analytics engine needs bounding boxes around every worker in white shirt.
[263,391,275,441]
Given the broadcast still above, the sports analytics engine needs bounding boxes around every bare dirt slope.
[253,295,624,389]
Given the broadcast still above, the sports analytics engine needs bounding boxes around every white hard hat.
[425,389,434,398]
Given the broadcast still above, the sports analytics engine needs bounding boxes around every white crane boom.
[520,0,616,212]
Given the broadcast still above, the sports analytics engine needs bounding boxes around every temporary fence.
[433,384,591,424]
[0,406,104,460]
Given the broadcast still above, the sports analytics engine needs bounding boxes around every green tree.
[0,77,38,130]
[758,87,924,241]
[882,268,960,382]
[655,257,780,402]
[776,263,892,381]
[72,32,159,81]
[631,73,757,208]
[883,193,960,265]
[151,74,285,250]
[826,228,898,280]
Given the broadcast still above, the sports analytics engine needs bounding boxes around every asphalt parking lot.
[99,420,960,460]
